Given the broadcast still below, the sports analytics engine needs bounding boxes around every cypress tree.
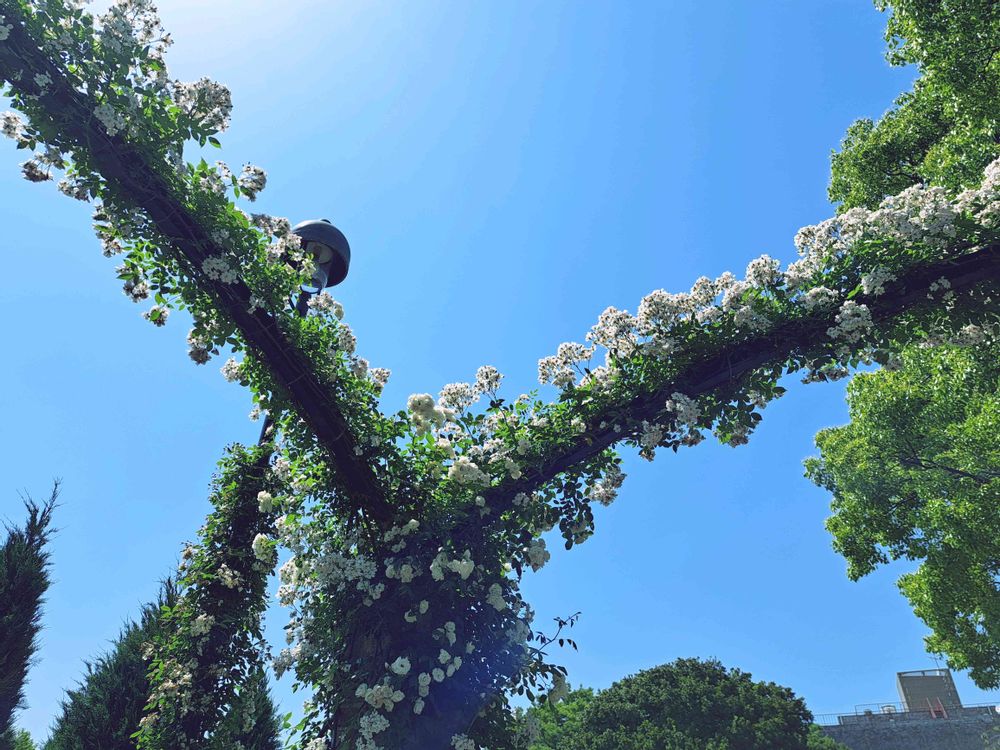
[0,489,57,750]
[44,581,281,750]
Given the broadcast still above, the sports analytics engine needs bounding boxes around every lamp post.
[257,219,351,443]
[291,218,351,301]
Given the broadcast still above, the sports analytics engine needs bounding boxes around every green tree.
[45,580,281,750]
[829,1,1000,209]
[45,583,176,750]
[807,343,1000,687]
[525,687,594,750]
[807,725,849,750]
[6,730,34,750]
[0,491,56,750]
[812,0,1000,691]
[567,658,817,750]
[521,688,845,750]
[513,669,846,750]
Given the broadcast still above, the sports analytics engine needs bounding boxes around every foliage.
[510,669,848,750]
[535,658,815,750]
[830,1,1000,209]
[807,0,1000,688]
[2,730,35,750]
[806,725,849,750]
[0,489,56,746]
[45,582,177,750]
[815,0,1000,691]
[44,578,281,750]
[139,444,281,749]
[523,687,594,750]
[215,669,283,750]
[807,343,1000,687]
[4,0,1000,747]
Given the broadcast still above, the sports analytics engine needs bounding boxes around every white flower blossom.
[745,254,781,288]
[308,292,344,319]
[252,533,272,562]
[389,657,411,676]
[20,159,50,183]
[860,266,896,296]
[447,456,489,486]
[407,393,453,434]
[487,583,507,611]
[951,324,988,346]
[525,537,550,572]
[588,464,625,506]
[801,286,838,312]
[361,683,405,711]
[93,102,126,137]
[439,382,477,410]
[826,301,873,344]
[639,420,663,459]
[588,306,638,356]
[173,77,233,132]
[475,365,502,393]
[665,392,699,426]
[142,305,169,327]
[202,255,239,284]
[370,367,391,391]
[217,564,240,589]
[187,329,213,364]
[220,358,243,383]
[0,111,25,142]
[351,357,369,379]
[358,711,390,740]
[548,672,569,705]
[257,491,274,513]
[237,164,267,200]
[190,613,214,637]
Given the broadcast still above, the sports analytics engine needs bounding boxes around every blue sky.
[4,0,997,740]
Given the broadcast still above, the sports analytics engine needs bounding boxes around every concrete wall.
[821,711,1000,750]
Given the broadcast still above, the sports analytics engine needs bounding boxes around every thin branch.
[899,454,1000,484]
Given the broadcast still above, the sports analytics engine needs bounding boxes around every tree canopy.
[811,0,1000,690]
[523,687,594,750]
[517,659,848,750]
[43,580,281,750]
[807,344,1000,687]
[830,1,1000,209]
[6,730,34,750]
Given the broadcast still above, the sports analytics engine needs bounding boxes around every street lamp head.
[292,218,351,290]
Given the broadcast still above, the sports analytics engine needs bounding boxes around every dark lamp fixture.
[291,218,351,290]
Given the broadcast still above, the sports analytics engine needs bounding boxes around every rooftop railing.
[813,702,1000,726]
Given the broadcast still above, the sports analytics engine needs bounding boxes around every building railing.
[813,702,1000,726]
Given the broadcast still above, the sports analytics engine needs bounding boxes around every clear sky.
[4,0,997,741]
